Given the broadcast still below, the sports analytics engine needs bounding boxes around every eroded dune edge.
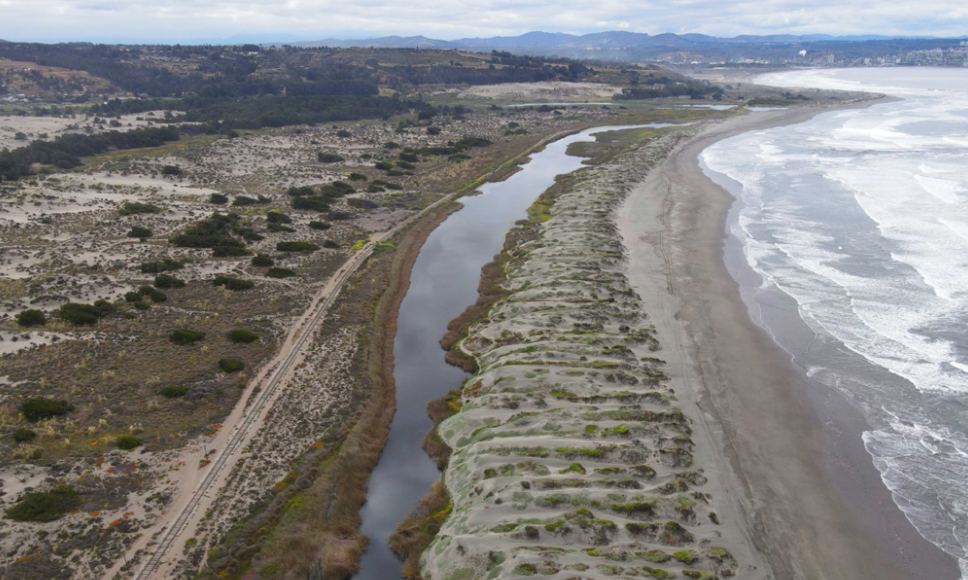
[421,128,763,580]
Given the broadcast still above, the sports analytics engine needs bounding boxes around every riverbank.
[620,103,962,579]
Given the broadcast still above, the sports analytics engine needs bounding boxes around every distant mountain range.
[276,31,960,51]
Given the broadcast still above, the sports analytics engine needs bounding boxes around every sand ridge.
[423,127,768,580]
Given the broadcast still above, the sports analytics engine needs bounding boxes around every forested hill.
[0,43,651,100]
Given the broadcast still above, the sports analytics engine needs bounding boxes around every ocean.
[700,68,968,577]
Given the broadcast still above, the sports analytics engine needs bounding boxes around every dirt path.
[116,128,581,580]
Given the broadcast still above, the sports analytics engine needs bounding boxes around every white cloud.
[1,0,966,43]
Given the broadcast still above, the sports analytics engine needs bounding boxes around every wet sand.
[620,106,962,580]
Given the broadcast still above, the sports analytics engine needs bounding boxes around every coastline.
[619,103,962,580]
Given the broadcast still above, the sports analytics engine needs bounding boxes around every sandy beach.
[619,106,963,579]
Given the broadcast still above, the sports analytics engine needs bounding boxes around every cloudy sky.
[2,0,967,43]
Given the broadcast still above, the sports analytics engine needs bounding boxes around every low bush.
[232,196,259,206]
[160,385,189,398]
[13,428,36,442]
[213,276,254,291]
[317,152,344,163]
[323,240,341,249]
[149,290,167,303]
[6,487,80,522]
[212,246,252,257]
[396,160,415,170]
[336,129,351,138]
[209,193,228,204]
[116,435,143,450]
[124,292,140,302]
[427,126,441,135]
[308,221,331,230]
[266,212,292,224]
[154,274,185,289]
[219,358,245,373]
[266,267,297,278]
[15,309,45,327]
[375,160,393,170]
[140,258,184,273]
[161,165,183,176]
[118,201,163,216]
[399,152,420,163]
[169,329,205,345]
[251,254,274,267]
[59,303,107,325]
[127,226,152,239]
[226,329,259,344]
[347,172,367,181]
[276,241,319,252]
[138,285,155,295]
[21,398,74,422]
[134,301,150,310]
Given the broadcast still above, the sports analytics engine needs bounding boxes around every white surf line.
[131,126,580,580]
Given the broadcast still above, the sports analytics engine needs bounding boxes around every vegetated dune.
[423,130,766,580]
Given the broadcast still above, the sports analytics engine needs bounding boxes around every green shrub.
[336,129,351,138]
[124,291,141,302]
[140,258,183,274]
[375,160,393,170]
[427,126,441,135]
[154,274,185,289]
[232,196,259,206]
[266,267,297,278]
[347,172,367,181]
[15,309,45,327]
[93,300,117,315]
[118,201,163,216]
[149,291,167,303]
[59,303,105,325]
[385,183,403,190]
[134,301,150,310]
[219,358,245,373]
[396,160,415,170]
[21,399,74,422]
[323,240,341,249]
[13,428,36,442]
[212,246,252,257]
[138,285,155,295]
[399,152,420,163]
[161,165,183,176]
[160,385,189,398]
[209,193,228,204]
[169,329,205,345]
[116,435,143,450]
[213,276,254,291]
[309,221,331,230]
[127,226,152,239]
[276,241,319,252]
[251,254,274,267]
[226,329,259,344]
[6,487,80,522]
[317,152,344,163]
[266,212,292,224]
[366,183,385,193]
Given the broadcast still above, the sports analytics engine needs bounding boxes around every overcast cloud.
[1,0,966,43]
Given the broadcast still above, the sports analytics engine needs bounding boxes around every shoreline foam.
[625,104,961,579]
